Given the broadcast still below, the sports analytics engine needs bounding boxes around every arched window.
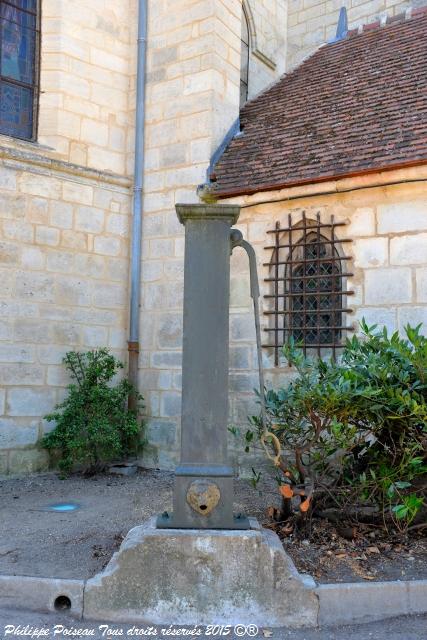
[0,0,40,140]
[264,213,353,364]
[240,5,250,107]
[286,231,343,348]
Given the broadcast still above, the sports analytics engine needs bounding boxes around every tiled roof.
[213,9,427,197]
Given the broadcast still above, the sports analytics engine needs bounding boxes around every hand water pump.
[157,203,273,529]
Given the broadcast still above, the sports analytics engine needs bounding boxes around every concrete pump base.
[84,517,318,627]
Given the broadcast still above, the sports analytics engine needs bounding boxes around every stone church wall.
[38,0,134,174]
[0,0,288,473]
[0,146,131,474]
[0,0,135,473]
[1,1,426,474]
[244,0,288,98]
[218,168,427,473]
[138,0,287,470]
[287,0,427,70]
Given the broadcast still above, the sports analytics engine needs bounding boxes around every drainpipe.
[128,0,148,411]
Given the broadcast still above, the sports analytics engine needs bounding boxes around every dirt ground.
[0,469,425,583]
[280,518,427,584]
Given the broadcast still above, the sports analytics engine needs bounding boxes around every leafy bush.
[246,322,427,533]
[42,349,143,475]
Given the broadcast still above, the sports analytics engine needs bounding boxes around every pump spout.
[231,232,266,427]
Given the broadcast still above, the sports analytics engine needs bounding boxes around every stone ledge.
[0,560,426,628]
[0,576,84,619]
[0,144,131,190]
[316,579,427,626]
[253,48,276,70]
[176,203,241,225]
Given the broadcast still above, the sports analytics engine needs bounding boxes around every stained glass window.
[0,0,39,140]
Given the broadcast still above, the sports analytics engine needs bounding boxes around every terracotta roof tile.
[213,10,427,197]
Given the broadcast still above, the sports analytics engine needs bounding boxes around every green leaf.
[392,504,408,519]
[394,481,411,489]
[387,484,396,498]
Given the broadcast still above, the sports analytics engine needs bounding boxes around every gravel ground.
[0,610,426,640]
[0,470,275,580]
[0,470,425,583]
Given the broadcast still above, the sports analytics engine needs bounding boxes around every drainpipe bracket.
[128,341,140,353]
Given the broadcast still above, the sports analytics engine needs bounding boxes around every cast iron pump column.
[157,204,250,529]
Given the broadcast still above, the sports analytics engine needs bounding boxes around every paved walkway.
[0,610,426,640]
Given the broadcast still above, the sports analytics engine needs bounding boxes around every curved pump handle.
[230,230,260,301]
[230,230,266,426]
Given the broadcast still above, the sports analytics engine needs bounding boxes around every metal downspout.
[128,0,148,411]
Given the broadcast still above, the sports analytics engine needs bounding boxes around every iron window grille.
[0,0,40,141]
[264,213,354,365]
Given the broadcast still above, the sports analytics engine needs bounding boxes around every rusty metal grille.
[0,0,41,141]
[263,213,354,365]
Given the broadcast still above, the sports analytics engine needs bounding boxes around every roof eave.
[215,158,427,199]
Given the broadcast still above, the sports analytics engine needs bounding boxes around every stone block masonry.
[3,0,425,476]
[138,166,427,474]
[141,175,427,472]
[287,0,424,71]
[138,0,287,470]
[39,0,133,175]
[0,0,136,474]
[0,1,289,474]
[0,150,131,474]
[214,172,427,476]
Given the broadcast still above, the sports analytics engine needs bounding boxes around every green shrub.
[42,349,143,475]
[247,322,427,532]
